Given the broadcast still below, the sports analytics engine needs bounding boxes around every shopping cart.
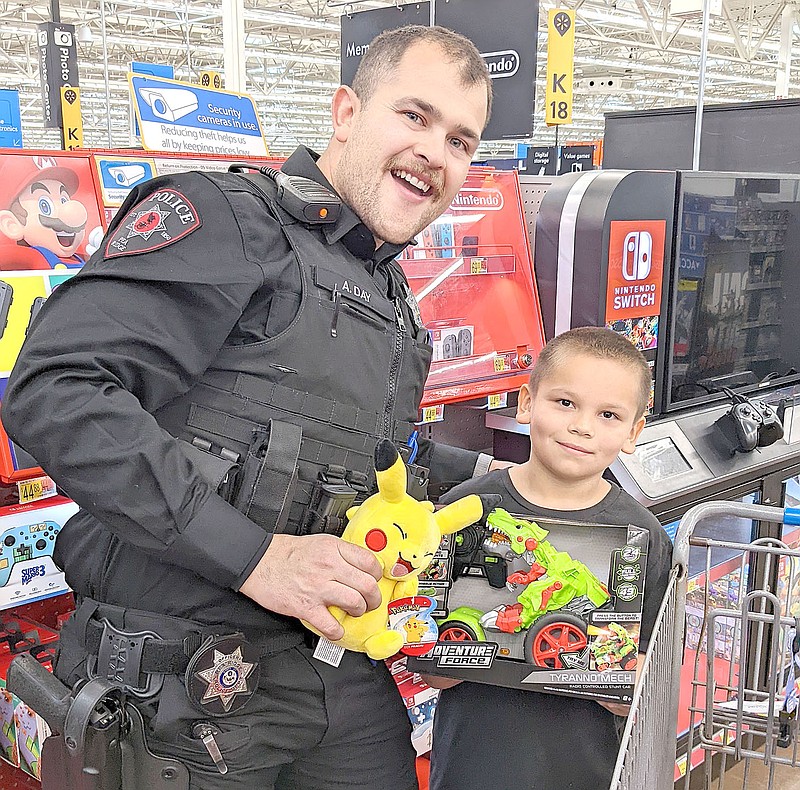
[610,501,800,790]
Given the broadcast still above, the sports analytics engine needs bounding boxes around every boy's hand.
[596,652,645,717]
[419,674,463,690]
[597,700,631,716]
[488,459,516,471]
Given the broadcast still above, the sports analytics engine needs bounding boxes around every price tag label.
[493,356,508,372]
[17,476,57,504]
[470,258,488,274]
[487,393,507,410]
[420,404,445,424]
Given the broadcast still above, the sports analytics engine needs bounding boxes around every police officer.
[3,25,496,790]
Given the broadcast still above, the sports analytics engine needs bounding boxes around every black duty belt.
[84,617,302,717]
[85,617,201,689]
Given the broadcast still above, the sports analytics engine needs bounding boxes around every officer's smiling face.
[329,41,488,247]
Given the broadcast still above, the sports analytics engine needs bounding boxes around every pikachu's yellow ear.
[374,439,405,504]
[434,494,485,536]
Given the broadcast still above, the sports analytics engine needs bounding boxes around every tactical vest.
[153,174,432,536]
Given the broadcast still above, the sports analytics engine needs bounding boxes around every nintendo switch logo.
[622,231,652,281]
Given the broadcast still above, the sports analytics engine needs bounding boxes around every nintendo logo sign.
[482,50,520,79]
[450,189,505,211]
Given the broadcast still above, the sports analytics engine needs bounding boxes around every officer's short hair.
[352,25,493,127]
[529,326,652,419]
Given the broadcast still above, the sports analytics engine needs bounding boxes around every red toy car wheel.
[621,654,638,671]
[438,620,478,642]
[524,612,588,668]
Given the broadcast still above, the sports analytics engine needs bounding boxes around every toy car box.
[407,509,650,705]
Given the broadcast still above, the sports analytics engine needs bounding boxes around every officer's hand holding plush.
[302,439,499,660]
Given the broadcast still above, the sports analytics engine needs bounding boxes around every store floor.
[721,747,800,789]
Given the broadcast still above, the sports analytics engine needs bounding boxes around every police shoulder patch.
[104,188,202,259]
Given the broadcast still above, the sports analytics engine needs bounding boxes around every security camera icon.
[107,164,147,187]
[138,87,198,122]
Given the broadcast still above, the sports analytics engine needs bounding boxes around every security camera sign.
[128,74,268,157]
[95,156,157,206]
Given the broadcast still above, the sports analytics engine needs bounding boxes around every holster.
[7,652,189,790]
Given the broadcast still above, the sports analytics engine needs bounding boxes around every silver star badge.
[195,646,256,713]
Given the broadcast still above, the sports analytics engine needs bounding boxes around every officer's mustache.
[39,214,86,235]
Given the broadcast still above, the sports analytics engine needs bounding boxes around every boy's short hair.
[529,327,652,418]
[351,25,493,127]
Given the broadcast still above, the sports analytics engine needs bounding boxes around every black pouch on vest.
[178,438,240,502]
[231,420,302,534]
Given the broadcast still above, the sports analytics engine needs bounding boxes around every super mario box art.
[0,153,104,272]
[407,511,650,705]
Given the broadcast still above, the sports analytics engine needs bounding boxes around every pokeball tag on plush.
[388,596,439,657]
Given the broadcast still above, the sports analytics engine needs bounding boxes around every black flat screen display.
[668,173,800,407]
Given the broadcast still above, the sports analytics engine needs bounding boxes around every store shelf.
[741,321,781,330]
[403,252,516,280]
[746,281,783,291]
[0,761,39,789]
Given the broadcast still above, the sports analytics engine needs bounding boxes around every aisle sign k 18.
[545,9,575,126]
[60,86,83,150]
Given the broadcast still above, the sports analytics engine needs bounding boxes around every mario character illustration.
[0,155,101,270]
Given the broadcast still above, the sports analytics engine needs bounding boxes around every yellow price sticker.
[420,404,445,424]
[487,394,507,410]
[493,357,508,372]
[17,476,57,504]
[470,258,487,274]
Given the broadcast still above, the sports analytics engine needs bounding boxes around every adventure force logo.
[105,189,202,258]
[450,188,504,211]
[419,642,497,668]
[605,220,666,321]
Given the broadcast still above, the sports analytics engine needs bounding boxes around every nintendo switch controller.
[752,400,784,447]
[0,521,61,589]
[714,402,761,454]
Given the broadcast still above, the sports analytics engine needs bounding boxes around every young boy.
[427,326,673,790]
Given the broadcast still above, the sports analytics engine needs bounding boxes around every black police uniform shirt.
[428,469,673,790]
[2,146,483,649]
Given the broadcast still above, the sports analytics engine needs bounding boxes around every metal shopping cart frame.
[610,501,800,790]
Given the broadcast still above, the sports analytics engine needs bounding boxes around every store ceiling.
[0,0,797,156]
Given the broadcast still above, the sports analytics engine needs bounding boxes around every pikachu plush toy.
[303,439,499,660]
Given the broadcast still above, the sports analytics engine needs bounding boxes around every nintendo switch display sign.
[605,220,666,321]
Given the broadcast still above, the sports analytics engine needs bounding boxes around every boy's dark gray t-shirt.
[429,468,673,790]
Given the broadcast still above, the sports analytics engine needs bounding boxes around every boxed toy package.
[427,320,474,361]
[407,509,650,705]
[0,615,60,775]
[0,495,78,609]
